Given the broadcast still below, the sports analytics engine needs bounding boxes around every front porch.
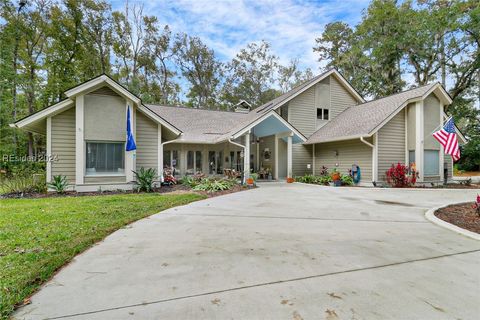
[159,112,305,182]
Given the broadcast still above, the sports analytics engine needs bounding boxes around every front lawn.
[0,192,205,319]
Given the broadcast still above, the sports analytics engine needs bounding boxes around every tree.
[222,40,279,108]
[278,59,314,93]
[82,0,112,75]
[174,33,221,108]
[144,23,179,105]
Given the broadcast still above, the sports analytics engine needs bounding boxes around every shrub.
[385,163,416,187]
[192,178,236,192]
[180,174,205,188]
[341,174,354,186]
[295,174,317,184]
[1,173,46,195]
[318,175,332,185]
[47,175,68,194]
[133,167,157,192]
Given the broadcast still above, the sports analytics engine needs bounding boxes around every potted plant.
[331,169,341,187]
[249,173,258,186]
[286,177,295,183]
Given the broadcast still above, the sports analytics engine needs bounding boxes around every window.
[163,150,180,176]
[195,151,202,173]
[424,150,439,176]
[208,151,223,174]
[187,150,203,175]
[86,142,124,175]
[317,108,329,120]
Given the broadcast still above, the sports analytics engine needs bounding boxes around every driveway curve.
[15,183,480,320]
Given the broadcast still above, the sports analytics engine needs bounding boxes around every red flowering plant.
[473,195,480,217]
[385,163,417,188]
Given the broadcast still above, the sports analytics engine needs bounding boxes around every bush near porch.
[0,193,205,319]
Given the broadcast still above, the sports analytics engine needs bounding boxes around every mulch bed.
[435,202,480,234]
[0,184,252,199]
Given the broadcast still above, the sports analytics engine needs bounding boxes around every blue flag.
[126,106,136,151]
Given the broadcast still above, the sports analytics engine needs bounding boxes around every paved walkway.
[15,183,480,320]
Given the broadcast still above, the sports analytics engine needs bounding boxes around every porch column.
[244,132,250,182]
[157,124,163,182]
[75,95,84,185]
[287,134,293,178]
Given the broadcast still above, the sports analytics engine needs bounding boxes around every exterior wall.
[315,78,330,129]
[84,93,126,141]
[377,109,406,181]
[286,74,359,177]
[424,94,441,150]
[277,138,287,178]
[136,112,158,172]
[314,139,373,183]
[329,75,358,119]
[51,107,76,184]
[82,87,128,184]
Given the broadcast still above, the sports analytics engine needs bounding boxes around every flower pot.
[287,177,295,183]
[334,180,342,187]
[246,178,254,185]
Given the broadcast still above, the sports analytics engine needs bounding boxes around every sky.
[110,0,371,72]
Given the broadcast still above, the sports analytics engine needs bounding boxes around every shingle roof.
[146,105,250,143]
[305,83,438,144]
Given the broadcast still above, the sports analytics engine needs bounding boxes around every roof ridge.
[355,82,437,107]
[147,104,244,115]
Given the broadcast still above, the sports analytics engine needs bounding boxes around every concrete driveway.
[15,183,480,320]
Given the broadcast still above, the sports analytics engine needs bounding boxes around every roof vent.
[233,100,251,113]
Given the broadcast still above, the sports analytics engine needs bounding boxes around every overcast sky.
[110,0,370,71]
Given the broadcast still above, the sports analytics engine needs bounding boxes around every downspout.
[360,136,376,184]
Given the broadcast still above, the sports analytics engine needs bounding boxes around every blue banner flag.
[126,106,137,151]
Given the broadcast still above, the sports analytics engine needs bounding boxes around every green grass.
[0,192,205,319]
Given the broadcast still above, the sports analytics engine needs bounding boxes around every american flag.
[433,117,460,162]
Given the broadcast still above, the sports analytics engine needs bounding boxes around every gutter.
[359,136,374,148]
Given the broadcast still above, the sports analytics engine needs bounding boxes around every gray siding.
[292,144,312,176]
[288,86,315,176]
[377,109,406,181]
[84,93,126,141]
[330,75,358,119]
[314,139,372,183]
[424,94,441,150]
[288,85,316,136]
[136,112,158,172]
[51,107,76,184]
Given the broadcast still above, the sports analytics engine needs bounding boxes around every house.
[11,69,465,191]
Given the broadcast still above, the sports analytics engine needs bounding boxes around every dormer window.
[317,108,329,120]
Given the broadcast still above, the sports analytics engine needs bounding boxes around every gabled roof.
[305,82,451,144]
[64,74,141,105]
[11,74,181,136]
[253,68,364,114]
